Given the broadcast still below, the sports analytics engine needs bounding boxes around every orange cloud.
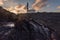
[57,6,60,9]
[32,0,47,11]
[0,0,4,6]
[5,4,27,14]
[0,0,7,6]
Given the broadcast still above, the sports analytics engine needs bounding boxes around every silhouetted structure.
[27,2,29,12]
[26,2,35,13]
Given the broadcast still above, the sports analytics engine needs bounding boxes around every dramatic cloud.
[0,0,27,14]
[5,4,27,14]
[57,6,60,9]
[0,0,48,14]
[0,0,7,6]
[32,0,47,11]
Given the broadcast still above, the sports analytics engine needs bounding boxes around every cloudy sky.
[0,0,60,12]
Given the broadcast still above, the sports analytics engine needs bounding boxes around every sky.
[0,0,60,12]
[42,0,60,12]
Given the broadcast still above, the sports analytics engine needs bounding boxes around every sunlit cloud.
[32,0,47,11]
[0,0,7,6]
[57,6,60,9]
[0,0,48,14]
[4,4,27,14]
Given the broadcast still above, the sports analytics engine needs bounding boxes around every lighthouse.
[26,2,36,13]
[27,2,29,12]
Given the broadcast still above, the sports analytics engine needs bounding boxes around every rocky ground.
[0,6,60,39]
